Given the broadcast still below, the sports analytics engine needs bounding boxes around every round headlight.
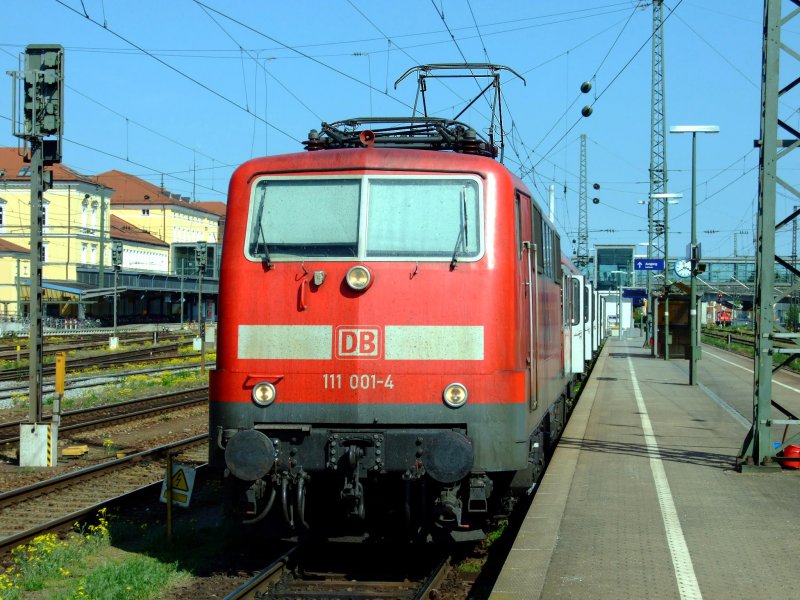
[346,265,372,291]
[252,382,276,406]
[443,383,468,408]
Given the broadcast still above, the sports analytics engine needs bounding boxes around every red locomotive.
[209,66,597,540]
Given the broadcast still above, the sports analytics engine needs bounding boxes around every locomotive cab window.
[246,176,483,262]
[248,179,360,259]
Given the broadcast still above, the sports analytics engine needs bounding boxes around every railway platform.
[490,336,800,599]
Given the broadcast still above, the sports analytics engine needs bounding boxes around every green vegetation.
[2,366,207,411]
[702,326,800,372]
[785,303,800,332]
[57,368,208,412]
[483,518,508,548]
[53,556,182,600]
[0,337,204,374]
[0,508,190,600]
[701,331,753,356]
[456,518,509,575]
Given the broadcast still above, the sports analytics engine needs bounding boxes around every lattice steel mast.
[577,134,589,277]
[739,0,800,470]
[648,0,669,354]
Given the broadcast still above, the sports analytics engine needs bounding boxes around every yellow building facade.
[0,148,224,320]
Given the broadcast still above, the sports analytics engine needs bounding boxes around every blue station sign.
[634,258,665,271]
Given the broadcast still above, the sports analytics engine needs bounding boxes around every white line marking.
[697,382,751,429]
[704,349,800,394]
[627,356,703,600]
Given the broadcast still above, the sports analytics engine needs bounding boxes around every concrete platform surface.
[490,337,800,600]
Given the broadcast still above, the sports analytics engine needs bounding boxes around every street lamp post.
[670,125,719,385]
[651,193,682,360]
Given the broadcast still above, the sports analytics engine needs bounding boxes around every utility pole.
[195,241,207,376]
[111,241,122,349]
[9,44,64,467]
[98,192,107,287]
[28,138,44,420]
[180,259,185,329]
[15,258,21,318]
[649,0,669,357]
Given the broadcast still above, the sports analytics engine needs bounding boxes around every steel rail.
[223,546,302,600]
[0,387,208,443]
[0,434,207,552]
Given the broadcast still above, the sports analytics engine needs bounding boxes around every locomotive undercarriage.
[219,425,503,540]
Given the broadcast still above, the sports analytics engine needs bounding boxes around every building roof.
[0,147,106,187]
[97,170,223,218]
[110,215,168,247]
[0,238,29,254]
[193,201,226,217]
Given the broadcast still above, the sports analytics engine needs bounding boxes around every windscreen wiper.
[256,221,273,269]
[450,186,468,270]
[450,225,464,270]
[250,194,273,269]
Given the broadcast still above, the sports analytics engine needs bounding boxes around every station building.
[589,243,797,329]
[0,147,223,327]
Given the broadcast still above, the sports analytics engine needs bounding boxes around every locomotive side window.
[552,233,561,282]
[514,193,522,259]
[541,221,553,279]
[571,277,581,326]
[366,179,479,259]
[246,176,483,262]
[248,179,360,258]
[584,283,590,323]
[532,204,544,273]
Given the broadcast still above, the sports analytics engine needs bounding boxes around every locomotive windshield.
[247,176,481,262]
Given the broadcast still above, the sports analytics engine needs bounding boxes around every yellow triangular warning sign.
[171,469,190,492]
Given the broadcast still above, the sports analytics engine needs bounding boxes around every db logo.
[336,327,381,359]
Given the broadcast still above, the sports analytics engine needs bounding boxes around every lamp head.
[670,125,719,134]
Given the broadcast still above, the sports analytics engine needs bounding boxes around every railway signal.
[9,44,65,467]
[111,241,123,270]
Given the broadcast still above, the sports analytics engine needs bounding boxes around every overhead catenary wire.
[533,0,685,171]
[0,110,230,199]
[53,0,301,144]
[195,2,323,122]
[191,0,413,113]
[9,0,756,251]
[0,46,236,195]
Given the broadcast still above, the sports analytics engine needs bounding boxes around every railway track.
[703,327,800,351]
[0,435,207,552]
[0,331,192,362]
[225,545,451,600]
[702,328,800,370]
[0,387,208,444]
[0,342,196,382]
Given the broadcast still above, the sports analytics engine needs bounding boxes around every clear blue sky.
[1,1,794,260]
